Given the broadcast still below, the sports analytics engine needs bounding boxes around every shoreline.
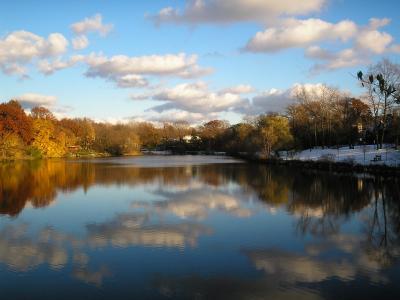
[0,152,143,162]
[2,151,400,176]
[234,153,400,176]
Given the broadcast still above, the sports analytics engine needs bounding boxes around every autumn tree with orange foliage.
[0,100,32,158]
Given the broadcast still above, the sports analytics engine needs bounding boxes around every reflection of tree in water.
[2,160,399,254]
[0,160,200,216]
[219,164,291,205]
[0,160,94,216]
[231,165,400,271]
[1,159,400,295]
[363,176,400,268]
[0,160,257,217]
[230,165,373,214]
[289,172,374,237]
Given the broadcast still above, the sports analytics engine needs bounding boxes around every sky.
[1,0,400,124]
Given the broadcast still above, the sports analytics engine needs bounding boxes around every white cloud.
[72,35,89,50]
[129,92,154,100]
[0,31,68,77]
[243,17,396,73]
[304,18,395,72]
[221,84,255,94]
[70,14,112,52]
[244,18,358,53]
[236,83,326,115]
[84,52,212,87]
[149,82,247,113]
[306,47,366,72]
[117,74,149,88]
[355,29,392,54]
[151,0,325,25]
[12,48,211,88]
[85,52,209,77]
[305,46,335,60]
[15,93,57,108]
[130,82,329,122]
[151,0,396,75]
[128,82,257,124]
[71,14,113,36]
[368,17,391,30]
[251,88,294,113]
[131,109,216,124]
[37,55,85,75]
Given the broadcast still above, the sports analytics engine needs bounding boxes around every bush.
[26,146,43,159]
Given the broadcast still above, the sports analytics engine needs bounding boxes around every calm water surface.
[0,156,399,299]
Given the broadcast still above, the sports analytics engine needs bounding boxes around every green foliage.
[0,133,25,159]
[26,146,43,159]
[256,115,293,157]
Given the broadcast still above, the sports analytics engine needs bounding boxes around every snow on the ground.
[279,145,400,167]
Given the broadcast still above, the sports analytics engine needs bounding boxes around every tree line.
[1,59,399,160]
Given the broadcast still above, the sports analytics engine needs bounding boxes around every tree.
[31,106,56,120]
[131,122,161,149]
[256,115,293,157]
[199,120,229,151]
[93,123,141,155]
[0,100,32,144]
[0,100,32,158]
[289,85,346,149]
[225,123,256,153]
[338,98,371,148]
[357,59,400,148]
[76,118,95,150]
[30,107,67,157]
[173,121,190,141]
[387,109,400,148]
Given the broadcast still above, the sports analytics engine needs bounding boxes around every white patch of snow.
[280,145,400,167]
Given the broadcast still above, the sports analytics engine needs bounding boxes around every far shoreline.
[2,151,400,176]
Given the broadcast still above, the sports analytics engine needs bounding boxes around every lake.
[0,156,399,299]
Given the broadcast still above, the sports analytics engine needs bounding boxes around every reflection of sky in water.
[0,157,399,299]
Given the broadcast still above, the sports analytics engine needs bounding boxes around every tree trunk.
[380,95,388,149]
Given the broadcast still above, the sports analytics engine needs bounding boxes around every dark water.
[0,156,399,300]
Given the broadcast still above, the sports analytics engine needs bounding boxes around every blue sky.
[1,0,400,124]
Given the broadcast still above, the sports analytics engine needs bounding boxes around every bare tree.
[358,59,400,149]
[291,84,346,148]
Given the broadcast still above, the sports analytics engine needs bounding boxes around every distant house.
[182,135,201,143]
[182,135,192,143]
[357,122,363,133]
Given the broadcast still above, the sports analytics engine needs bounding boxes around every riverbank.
[2,147,399,176]
[0,152,108,162]
[236,153,400,176]
[282,145,400,166]
[0,150,144,162]
[233,144,400,175]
